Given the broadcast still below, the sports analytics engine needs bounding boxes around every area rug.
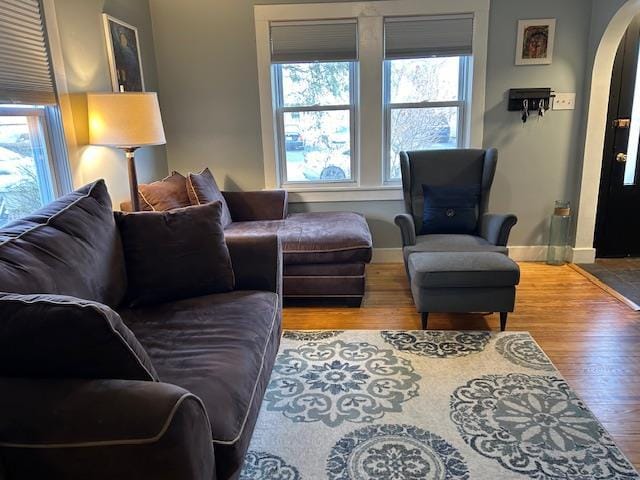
[240,330,639,479]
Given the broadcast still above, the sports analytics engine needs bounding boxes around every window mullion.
[349,61,358,187]
[383,61,392,183]
[281,104,352,113]
[26,115,54,204]
[43,106,73,195]
[274,64,288,186]
[388,100,465,109]
[457,102,465,148]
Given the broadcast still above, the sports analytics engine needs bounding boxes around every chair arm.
[479,213,518,246]
[0,378,215,480]
[226,233,282,297]
[394,214,417,247]
[222,190,288,221]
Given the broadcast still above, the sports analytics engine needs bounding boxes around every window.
[0,0,71,225]
[384,56,470,181]
[0,106,65,226]
[255,2,488,196]
[383,15,473,182]
[269,19,359,185]
[275,61,356,183]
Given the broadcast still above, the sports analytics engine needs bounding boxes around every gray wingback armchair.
[394,148,517,261]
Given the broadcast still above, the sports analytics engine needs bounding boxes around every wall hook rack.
[508,88,554,113]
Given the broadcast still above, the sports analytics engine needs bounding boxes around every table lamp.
[87,92,166,211]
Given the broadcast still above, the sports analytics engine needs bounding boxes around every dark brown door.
[596,16,640,257]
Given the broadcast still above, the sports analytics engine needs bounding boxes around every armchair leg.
[421,312,429,330]
[500,312,508,332]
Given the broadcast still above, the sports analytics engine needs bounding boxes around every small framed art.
[515,19,556,66]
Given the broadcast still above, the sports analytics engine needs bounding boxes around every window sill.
[275,185,403,203]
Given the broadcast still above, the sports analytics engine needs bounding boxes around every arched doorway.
[575,0,640,263]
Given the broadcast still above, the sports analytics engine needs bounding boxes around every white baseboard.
[507,246,549,262]
[569,247,596,264]
[371,245,588,263]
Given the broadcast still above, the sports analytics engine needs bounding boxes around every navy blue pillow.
[421,184,480,235]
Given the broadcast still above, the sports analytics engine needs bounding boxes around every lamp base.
[124,147,140,212]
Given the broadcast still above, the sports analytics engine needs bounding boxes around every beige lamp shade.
[87,92,166,148]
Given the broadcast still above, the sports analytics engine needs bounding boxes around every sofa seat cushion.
[404,234,508,261]
[119,290,280,478]
[408,251,520,288]
[224,212,372,265]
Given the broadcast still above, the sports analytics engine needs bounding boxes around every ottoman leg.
[500,312,508,332]
[421,312,429,330]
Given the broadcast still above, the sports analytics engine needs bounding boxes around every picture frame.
[102,14,145,92]
[515,19,556,66]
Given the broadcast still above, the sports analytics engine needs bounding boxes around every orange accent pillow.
[138,171,191,211]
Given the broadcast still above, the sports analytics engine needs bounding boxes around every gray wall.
[149,0,602,248]
[53,0,167,207]
[483,0,591,246]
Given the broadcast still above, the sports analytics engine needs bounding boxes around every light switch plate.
[553,92,576,110]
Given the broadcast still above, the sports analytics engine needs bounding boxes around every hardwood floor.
[282,262,640,468]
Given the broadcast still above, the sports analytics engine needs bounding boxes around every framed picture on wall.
[102,14,145,92]
[515,19,556,65]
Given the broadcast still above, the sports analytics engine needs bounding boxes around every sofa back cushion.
[0,180,127,307]
[115,201,235,307]
[138,171,191,211]
[187,168,232,228]
[0,293,158,381]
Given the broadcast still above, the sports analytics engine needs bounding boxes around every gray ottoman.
[407,251,520,331]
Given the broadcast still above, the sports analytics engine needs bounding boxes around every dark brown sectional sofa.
[0,180,281,480]
[127,170,374,305]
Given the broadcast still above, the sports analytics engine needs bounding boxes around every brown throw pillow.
[186,168,233,228]
[138,171,191,211]
[115,202,235,307]
[0,293,159,381]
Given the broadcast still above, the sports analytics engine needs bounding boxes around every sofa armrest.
[226,233,282,296]
[479,213,518,247]
[222,190,288,221]
[0,378,215,480]
[394,214,417,247]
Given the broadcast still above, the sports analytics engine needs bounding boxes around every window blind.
[0,0,56,105]
[270,19,358,63]
[384,15,473,59]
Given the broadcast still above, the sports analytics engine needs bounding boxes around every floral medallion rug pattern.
[241,330,639,480]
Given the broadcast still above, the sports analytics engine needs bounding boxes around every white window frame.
[254,0,489,202]
[383,56,471,183]
[273,61,359,186]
